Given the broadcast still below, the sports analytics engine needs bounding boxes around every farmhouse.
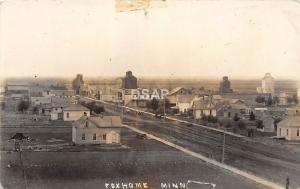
[174,95,196,114]
[277,107,300,140]
[72,116,122,144]
[191,96,216,119]
[63,104,90,121]
[223,99,251,119]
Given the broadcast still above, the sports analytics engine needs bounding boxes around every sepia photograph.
[0,0,300,188]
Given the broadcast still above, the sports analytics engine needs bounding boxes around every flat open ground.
[0,112,271,189]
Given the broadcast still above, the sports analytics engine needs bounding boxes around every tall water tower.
[262,73,275,94]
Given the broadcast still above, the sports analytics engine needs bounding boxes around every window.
[85,121,89,128]
[287,129,289,136]
[84,112,87,116]
[66,112,69,118]
[279,128,281,136]
[209,110,212,115]
[103,134,106,141]
[297,129,299,137]
[93,133,96,140]
[81,133,85,140]
[228,112,231,118]
[296,110,299,115]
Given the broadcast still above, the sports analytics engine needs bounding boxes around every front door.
[106,131,118,144]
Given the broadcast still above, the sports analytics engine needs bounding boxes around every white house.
[50,97,75,120]
[278,92,288,106]
[63,104,90,121]
[175,95,196,114]
[166,87,192,106]
[72,116,122,145]
[191,96,217,119]
[223,99,251,118]
[277,107,300,140]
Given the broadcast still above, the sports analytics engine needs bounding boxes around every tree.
[233,113,240,121]
[18,100,29,113]
[237,120,246,130]
[273,96,279,104]
[32,106,39,114]
[93,105,105,114]
[266,95,274,106]
[287,96,294,105]
[255,96,266,104]
[256,120,264,129]
[147,98,159,112]
[1,102,5,110]
[249,111,256,121]
[293,94,299,104]
[207,115,218,123]
[84,101,105,114]
[273,117,282,132]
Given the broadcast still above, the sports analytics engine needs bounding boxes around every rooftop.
[64,104,90,111]
[75,116,122,129]
[278,115,300,128]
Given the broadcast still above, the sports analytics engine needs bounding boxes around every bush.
[249,112,255,121]
[207,115,218,123]
[256,120,264,129]
[237,120,246,130]
[18,100,29,113]
[32,106,39,114]
[233,113,240,121]
[1,102,5,110]
[255,96,266,104]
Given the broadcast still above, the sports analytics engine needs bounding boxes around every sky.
[0,0,300,79]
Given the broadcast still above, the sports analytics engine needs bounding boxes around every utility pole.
[221,128,226,164]
[286,176,290,189]
[163,97,166,121]
[17,141,28,189]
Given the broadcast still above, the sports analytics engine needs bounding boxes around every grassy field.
[0,110,273,189]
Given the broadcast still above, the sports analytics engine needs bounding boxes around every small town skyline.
[2,72,300,81]
[1,0,300,80]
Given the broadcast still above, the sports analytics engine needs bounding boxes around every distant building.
[257,73,274,94]
[259,114,275,132]
[72,116,122,145]
[191,96,217,119]
[219,76,233,94]
[166,87,192,106]
[277,107,300,140]
[278,92,288,106]
[63,104,90,121]
[254,107,268,118]
[174,95,196,114]
[5,81,29,97]
[223,99,251,119]
[72,74,88,95]
[121,71,138,89]
[50,97,75,120]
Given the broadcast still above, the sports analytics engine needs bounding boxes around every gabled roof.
[168,87,187,96]
[278,115,300,128]
[64,104,90,111]
[212,95,223,100]
[75,116,122,129]
[177,95,197,103]
[229,103,248,110]
[192,99,216,110]
[230,99,245,104]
